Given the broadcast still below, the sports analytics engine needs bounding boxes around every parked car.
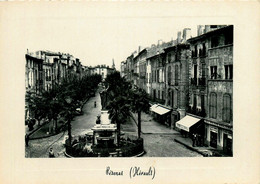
[75,107,83,115]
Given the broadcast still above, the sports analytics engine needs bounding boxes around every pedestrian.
[194,134,197,147]
[198,134,202,146]
[192,134,195,147]
[96,115,101,124]
[198,135,203,146]
[94,101,96,108]
[25,134,29,147]
[49,148,55,158]
[196,134,200,146]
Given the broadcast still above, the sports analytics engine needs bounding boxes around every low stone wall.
[120,138,144,157]
[65,135,144,157]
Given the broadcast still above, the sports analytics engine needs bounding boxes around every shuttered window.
[223,94,232,122]
[168,66,172,85]
[209,93,217,119]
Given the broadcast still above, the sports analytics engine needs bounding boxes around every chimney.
[205,25,210,33]
[158,39,163,46]
[177,31,182,43]
[197,25,205,36]
[183,28,191,41]
[138,46,141,53]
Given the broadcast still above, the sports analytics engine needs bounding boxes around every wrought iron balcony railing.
[191,78,206,86]
[187,106,206,117]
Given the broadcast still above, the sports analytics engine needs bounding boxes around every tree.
[105,71,132,147]
[25,91,47,129]
[107,95,131,147]
[60,96,77,146]
[105,71,132,99]
[30,95,47,126]
[105,71,150,141]
[40,86,64,133]
[130,88,150,139]
[25,74,102,131]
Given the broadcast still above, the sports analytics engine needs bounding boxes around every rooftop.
[188,25,233,43]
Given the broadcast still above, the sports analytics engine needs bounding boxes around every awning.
[150,105,171,115]
[150,104,158,112]
[176,115,201,132]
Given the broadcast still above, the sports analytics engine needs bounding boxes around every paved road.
[26,91,202,157]
[71,93,101,136]
[142,134,202,157]
[130,112,202,157]
[26,92,102,158]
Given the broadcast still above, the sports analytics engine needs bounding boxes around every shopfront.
[205,120,233,155]
[150,104,172,126]
[210,127,218,148]
[223,132,233,155]
[175,115,203,137]
[171,111,179,129]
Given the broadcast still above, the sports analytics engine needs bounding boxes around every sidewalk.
[25,93,98,158]
[121,116,138,134]
[174,136,229,157]
[131,112,179,135]
[25,96,91,138]
[25,121,44,136]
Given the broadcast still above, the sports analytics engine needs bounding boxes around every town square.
[25,25,233,158]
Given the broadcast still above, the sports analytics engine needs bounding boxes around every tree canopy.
[104,71,150,139]
[25,74,102,132]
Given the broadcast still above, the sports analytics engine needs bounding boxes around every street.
[26,92,202,158]
[129,113,202,157]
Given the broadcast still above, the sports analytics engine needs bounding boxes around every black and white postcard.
[0,1,259,184]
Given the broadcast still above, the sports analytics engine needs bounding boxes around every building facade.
[120,25,233,155]
[25,53,44,95]
[135,48,148,91]
[25,52,44,120]
[25,49,91,121]
[164,43,190,128]
[188,25,233,155]
[120,61,126,78]
[148,43,171,126]
[89,65,116,80]
[146,58,152,95]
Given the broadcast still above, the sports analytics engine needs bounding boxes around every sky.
[3,3,200,70]
[23,18,197,70]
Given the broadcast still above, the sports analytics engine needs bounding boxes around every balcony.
[207,79,233,93]
[191,51,198,58]
[187,106,206,117]
[46,76,52,81]
[191,78,206,87]
[198,78,206,86]
[174,80,179,86]
[191,78,197,86]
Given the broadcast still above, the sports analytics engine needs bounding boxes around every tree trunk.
[117,119,120,147]
[68,118,72,146]
[52,119,55,133]
[54,118,58,133]
[37,119,41,126]
[138,111,141,139]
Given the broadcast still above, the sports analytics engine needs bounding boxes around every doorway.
[210,131,217,148]
[223,134,232,155]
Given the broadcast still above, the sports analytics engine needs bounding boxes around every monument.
[92,110,118,148]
